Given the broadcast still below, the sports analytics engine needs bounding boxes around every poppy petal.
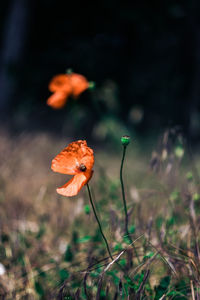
[51,153,78,175]
[57,172,92,197]
[47,91,68,109]
[69,73,89,98]
[49,74,72,93]
[51,140,94,175]
[74,140,94,171]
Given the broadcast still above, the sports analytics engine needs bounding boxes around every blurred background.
[1,2,200,298]
[1,0,200,143]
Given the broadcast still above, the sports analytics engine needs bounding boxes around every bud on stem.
[121,135,130,146]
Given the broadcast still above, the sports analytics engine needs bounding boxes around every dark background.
[1,0,200,141]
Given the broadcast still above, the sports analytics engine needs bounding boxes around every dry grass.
[0,128,200,299]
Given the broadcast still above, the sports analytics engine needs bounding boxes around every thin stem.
[120,146,129,235]
[86,184,114,261]
[86,184,134,277]
[120,145,140,263]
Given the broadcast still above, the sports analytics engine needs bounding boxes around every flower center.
[79,163,86,171]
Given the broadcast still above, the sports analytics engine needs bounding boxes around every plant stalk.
[86,183,138,280]
[120,145,140,263]
[86,184,114,261]
[120,146,129,235]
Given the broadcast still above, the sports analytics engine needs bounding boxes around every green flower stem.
[86,184,135,279]
[86,184,114,261]
[120,146,129,235]
[120,145,140,264]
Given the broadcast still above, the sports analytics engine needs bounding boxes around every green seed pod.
[121,135,130,146]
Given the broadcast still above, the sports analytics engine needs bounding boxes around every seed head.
[121,135,130,146]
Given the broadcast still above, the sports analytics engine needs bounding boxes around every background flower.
[47,73,89,109]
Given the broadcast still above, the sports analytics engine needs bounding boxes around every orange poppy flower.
[47,72,89,109]
[51,140,94,196]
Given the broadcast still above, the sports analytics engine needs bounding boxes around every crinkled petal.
[51,153,78,175]
[51,140,94,175]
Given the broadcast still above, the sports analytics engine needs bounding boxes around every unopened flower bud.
[121,135,130,146]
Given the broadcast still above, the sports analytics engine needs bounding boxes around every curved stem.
[86,184,135,279]
[86,184,114,260]
[120,145,140,263]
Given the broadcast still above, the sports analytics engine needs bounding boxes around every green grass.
[0,129,200,299]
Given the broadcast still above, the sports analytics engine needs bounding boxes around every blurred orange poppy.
[47,72,89,109]
[51,140,94,196]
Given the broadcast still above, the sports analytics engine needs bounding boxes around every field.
[0,128,200,299]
